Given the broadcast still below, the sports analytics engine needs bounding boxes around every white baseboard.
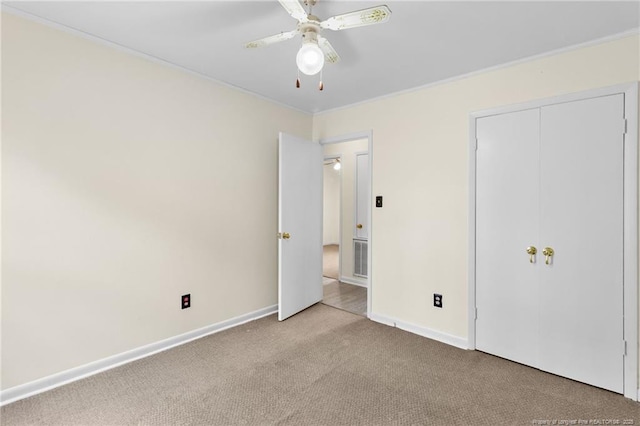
[369,312,468,350]
[0,304,278,406]
[339,276,368,288]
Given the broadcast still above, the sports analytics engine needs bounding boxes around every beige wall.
[313,34,640,340]
[322,163,340,245]
[323,139,368,283]
[1,13,312,390]
[3,10,640,393]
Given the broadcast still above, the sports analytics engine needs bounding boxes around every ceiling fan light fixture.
[296,41,325,76]
[245,1,392,84]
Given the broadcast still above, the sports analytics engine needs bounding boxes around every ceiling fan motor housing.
[299,19,321,45]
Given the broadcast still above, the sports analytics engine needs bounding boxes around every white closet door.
[475,109,541,368]
[539,95,624,392]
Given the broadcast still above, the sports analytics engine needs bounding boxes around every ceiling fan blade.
[317,36,340,64]
[278,0,309,23]
[320,5,391,31]
[245,30,299,48]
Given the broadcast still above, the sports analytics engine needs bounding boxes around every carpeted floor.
[323,244,339,279]
[2,304,639,425]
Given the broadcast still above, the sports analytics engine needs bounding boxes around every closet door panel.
[539,94,624,393]
[475,109,540,367]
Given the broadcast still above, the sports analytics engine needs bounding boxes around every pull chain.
[318,69,324,91]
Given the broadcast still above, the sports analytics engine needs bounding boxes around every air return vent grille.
[354,239,368,278]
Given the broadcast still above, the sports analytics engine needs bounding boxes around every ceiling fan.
[324,158,341,170]
[245,0,391,89]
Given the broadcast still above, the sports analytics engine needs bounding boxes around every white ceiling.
[4,1,639,113]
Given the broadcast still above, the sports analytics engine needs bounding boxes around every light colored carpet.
[2,304,639,425]
[322,279,367,316]
[322,244,339,279]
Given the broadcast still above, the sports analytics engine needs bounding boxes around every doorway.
[322,156,340,282]
[320,138,369,317]
[277,131,372,322]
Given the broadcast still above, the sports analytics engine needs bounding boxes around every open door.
[278,132,323,321]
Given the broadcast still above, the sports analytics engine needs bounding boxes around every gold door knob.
[542,247,554,265]
[526,246,537,263]
[282,232,291,240]
[356,224,363,229]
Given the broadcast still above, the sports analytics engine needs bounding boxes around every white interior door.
[475,109,541,368]
[278,132,323,321]
[355,153,369,239]
[538,95,624,393]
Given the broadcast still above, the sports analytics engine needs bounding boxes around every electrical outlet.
[182,294,191,309]
[434,294,443,308]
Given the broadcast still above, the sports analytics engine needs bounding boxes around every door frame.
[467,82,639,400]
[320,131,373,318]
[323,154,343,281]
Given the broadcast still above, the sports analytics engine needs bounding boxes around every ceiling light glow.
[296,42,325,76]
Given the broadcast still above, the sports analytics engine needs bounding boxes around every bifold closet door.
[475,108,540,368]
[475,94,625,393]
[538,95,624,393]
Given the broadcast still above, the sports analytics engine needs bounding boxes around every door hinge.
[475,307,478,320]
[623,340,627,356]
[622,118,628,135]
[474,138,479,151]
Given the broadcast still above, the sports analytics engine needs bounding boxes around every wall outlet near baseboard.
[182,294,191,309]
[433,294,443,308]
